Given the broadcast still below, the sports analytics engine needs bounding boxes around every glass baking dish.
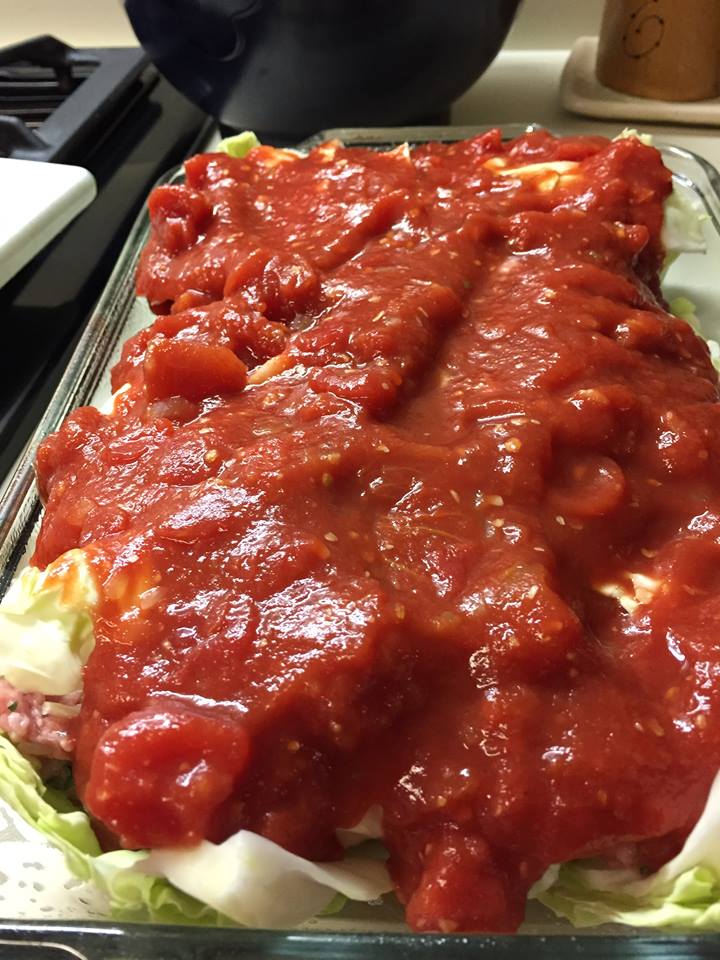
[1,125,720,959]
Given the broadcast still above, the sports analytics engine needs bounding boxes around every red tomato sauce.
[32,131,720,932]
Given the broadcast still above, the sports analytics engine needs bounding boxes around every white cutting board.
[0,157,97,289]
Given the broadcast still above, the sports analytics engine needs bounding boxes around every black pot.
[123,0,521,139]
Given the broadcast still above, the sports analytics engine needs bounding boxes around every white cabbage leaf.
[142,830,391,929]
[0,550,96,696]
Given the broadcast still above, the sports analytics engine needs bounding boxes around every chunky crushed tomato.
[32,131,720,932]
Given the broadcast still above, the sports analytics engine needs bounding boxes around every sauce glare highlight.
[32,131,720,932]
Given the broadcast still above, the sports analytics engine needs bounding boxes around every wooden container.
[596,0,720,102]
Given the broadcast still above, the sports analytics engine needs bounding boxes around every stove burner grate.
[0,35,148,163]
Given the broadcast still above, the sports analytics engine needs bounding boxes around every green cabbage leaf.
[217,131,260,158]
[539,774,720,930]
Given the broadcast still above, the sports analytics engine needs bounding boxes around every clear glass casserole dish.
[1,124,719,959]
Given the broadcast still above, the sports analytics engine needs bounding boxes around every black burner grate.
[0,63,96,128]
[0,35,148,162]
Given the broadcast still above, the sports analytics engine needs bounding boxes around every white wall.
[507,0,604,48]
[2,0,136,47]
